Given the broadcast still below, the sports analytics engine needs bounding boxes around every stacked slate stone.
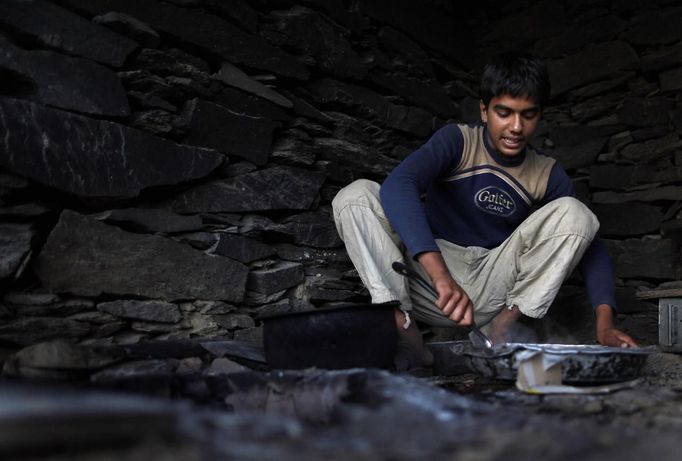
[0,0,680,352]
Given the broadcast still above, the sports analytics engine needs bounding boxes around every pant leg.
[465,196,600,325]
[332,179,413,308]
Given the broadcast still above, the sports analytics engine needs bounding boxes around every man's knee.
[331,179,381,215]
[548,197,599,238]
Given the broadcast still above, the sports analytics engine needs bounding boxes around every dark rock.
[604,238,678,279]
[3,290,59,307]
[90,359,175,382]
[619,133,681,163]
[642,42,682,72]
[0,223,33,282]
[132,49,215,87]
[205,357,248,375]
[281,91,334,123]
[215,88,290,122]
[620,7,682,46]
[632,126,671,142]
[128,110,188,137]
[59,0,309,79]
[368,70,458,118]
[570,93,625,121]
[131,321,186,334]
[214,234,277,264]
[118,71,182,105]
[314,138,399,178]
[483,1,566,45]
[0,317,90,346]
[0,97,224,198]
[589,163,682,190]
[98,300,182,323]
[548,41,639,96]
[271,137,317,167]
[593,185,682,204]
[247,261,305,294]
[7,340,120,371]
[549,125,623,147]
[0,171,28,190]
[232,326,263,343]
[95,208,203,234]
[314,160,355,185]
[615,287,656,314]
[568,71,634,100]
[216,62,292,109]
[217,161,258,178]
[279,211,343,248]
[618,98,674,127]
[0,39,130,117]
[166,166,326,213]
[377,26,435,77]
[0,203,51,219]
[0,0,138,68]
[297,0,368,34]
[592,203,663,236]
[262,6,367,79]
[213,314,255,330]
[533,15,627,58]
[183,98,279,166]
[306,79,434,137]
[16,298,95,317]
[203,0,259,34]
[273,243,351,265]
[659,67,682,93]
[93,11,161,48]
[550,137,607,170]
[34,211,248,302]
[173,232,219,251]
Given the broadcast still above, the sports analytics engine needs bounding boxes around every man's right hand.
[417,251,474,326]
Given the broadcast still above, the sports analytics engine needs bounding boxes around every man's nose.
[510,114,523,133]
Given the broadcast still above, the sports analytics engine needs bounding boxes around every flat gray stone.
[314,138,399,178]
[247,262,305,295]
[620,7,682,46]
[212,314,255,330]
[214,234,277,264]
[0,223,33,282]
[0,317,90,346]
[274,243,351,264]
[98,300,182,323]
[202,0,259,33]
[271,137,317,167]
[659,66,682,93]
[34,211,248,302]
[128,110,188,137]
[93,11,161,48]
[618,98,674,127]
[8,340,120,370]
[279,211,342,249]
[592,203,663,236]
[165,166,326,213]
[0,0,137,68]
[262,6,367,79]
[377,26,435,77]
[368,70,458,118]
[183,99,279,166]
[59,0,309,80]
[533,15,627,58]
[216,62,292,109]
[548,41,639,96]
[593,185,682,204]
[550,137,607,170]
[95,208,203,234]
[0,97,224,198]
[642,42,682,72]
[619,133,681,163]
[306,79,434,137]
[0,39,130,117]
[590,164,682,190]
[604,238,678,279]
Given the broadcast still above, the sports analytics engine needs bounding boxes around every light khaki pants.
[332,179,599,328]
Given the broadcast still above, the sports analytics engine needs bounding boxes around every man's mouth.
[501,136,524,149]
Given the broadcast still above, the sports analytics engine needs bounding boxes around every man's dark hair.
[479,51,550,108]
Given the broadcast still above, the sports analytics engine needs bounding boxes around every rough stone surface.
[377,26,435,77]
[93,11,161,48]
[592,203,663,236]
[59,0,309,79]
[166,166,326,213]
[95,208,203,234]
[98,300,182,323]
[0,223,33,282]
[34,211,248,302]
[0,317,90,346]
[618,98,674,127]
[659,66,682,93]
[604,238,678,279]
[279,211,343,248]
[247,262,305,294]
[550,137,608,170]
[642,42,682,72]
[619,133,681,163]
[0,97,224,198]
[548,41,640,96]
[215,87,291,122]
[214,234,277,264]
[620,7,682,46]
[534,15,628,58]
[593,186,682,204]
[589,164,682,190]
[183,99,279,166]
[0,39,130,117]
[0,0,138,68]
[215,62,293,109]
[314,138,399,178]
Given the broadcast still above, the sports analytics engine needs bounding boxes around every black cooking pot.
[262,302,399,370]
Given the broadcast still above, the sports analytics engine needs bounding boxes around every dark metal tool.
[392,261,493,349]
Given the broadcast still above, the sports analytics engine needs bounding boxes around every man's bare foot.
[393,309,434,372]
[487,305,523,345]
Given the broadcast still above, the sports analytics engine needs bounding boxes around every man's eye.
[496,111,510,117]
[523,110,539,119]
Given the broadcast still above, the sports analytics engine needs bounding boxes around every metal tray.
[452,342,654,383]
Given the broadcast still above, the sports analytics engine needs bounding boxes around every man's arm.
[417,251,474,326]
[595,304,638,347]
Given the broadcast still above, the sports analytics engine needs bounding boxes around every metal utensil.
[391,261,493,348]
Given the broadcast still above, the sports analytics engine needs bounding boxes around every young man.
[332,52,637,370]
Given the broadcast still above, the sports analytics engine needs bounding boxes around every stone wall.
[1,0,680,349]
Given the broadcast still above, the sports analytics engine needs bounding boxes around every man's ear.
[479,100,488,123]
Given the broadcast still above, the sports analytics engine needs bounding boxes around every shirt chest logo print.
[474,186,517,216]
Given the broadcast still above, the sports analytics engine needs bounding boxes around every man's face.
[479,94,541,157]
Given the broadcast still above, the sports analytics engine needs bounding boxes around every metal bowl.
[453,342,654,383]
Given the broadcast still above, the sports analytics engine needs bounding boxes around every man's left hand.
[597,327,638,348]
